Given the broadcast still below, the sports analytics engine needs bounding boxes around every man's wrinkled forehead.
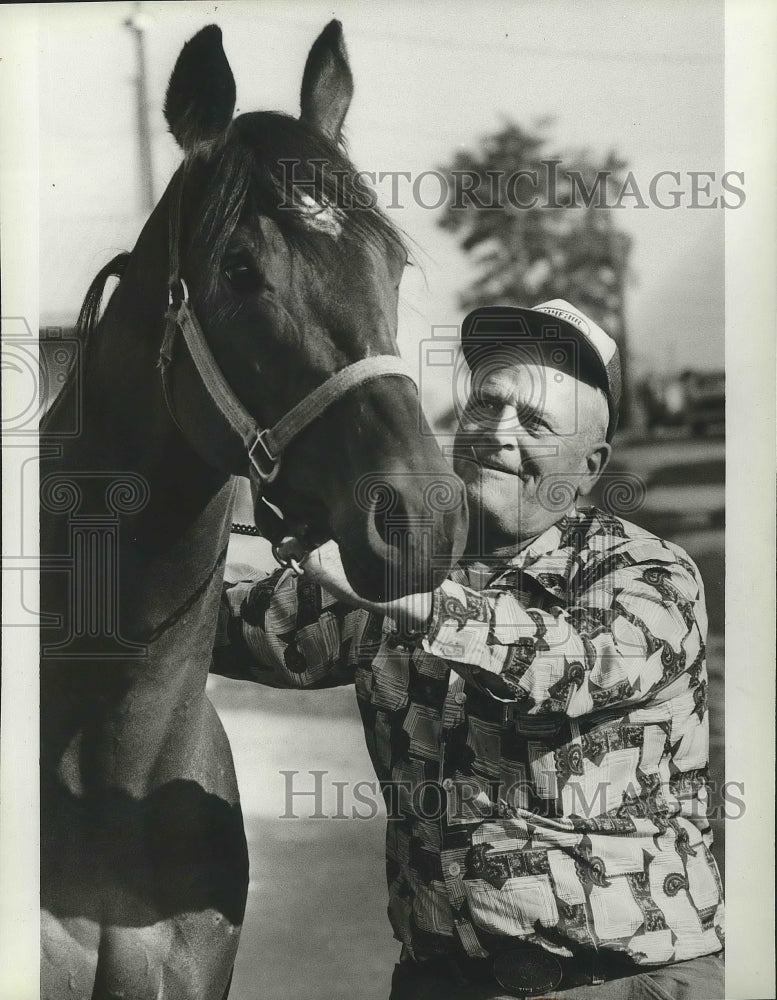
[467,351,596,436]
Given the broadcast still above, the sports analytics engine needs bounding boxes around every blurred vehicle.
[679,370,726,436]
[639,456,725,531]
[639,369,725,437]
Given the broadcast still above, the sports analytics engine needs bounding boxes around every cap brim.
[460,305,619,440]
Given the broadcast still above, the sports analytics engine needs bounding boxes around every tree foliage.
[437,120,632,348]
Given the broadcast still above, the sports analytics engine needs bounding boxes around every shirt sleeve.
[212,565,376,689]
[422,545,707,716]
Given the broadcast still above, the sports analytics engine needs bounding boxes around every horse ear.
[300,20,354,143]
[164,25,236,158]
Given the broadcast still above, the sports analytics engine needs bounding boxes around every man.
[214,301,724,999]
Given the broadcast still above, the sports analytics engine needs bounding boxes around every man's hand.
[300,540,433,632]
[299,540,366,606]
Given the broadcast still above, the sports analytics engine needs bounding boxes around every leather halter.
[157,167,416,566]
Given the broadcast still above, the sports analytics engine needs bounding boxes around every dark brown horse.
[40,23,466,999]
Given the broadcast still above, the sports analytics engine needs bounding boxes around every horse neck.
[42,184,234,682]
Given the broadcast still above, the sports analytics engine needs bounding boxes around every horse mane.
[75,251,132,366]
[193,111,410,306]
[65,114,409,361]
[39,251,130,429]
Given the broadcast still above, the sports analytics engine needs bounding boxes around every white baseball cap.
[460,299,622,441]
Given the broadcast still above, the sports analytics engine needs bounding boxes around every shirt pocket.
[365,645,410,711]
[460,822,562,938]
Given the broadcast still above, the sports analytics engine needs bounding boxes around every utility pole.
[608,224,631,430]
[124,3,155,214]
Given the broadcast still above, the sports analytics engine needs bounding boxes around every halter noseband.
[157,168,416,567]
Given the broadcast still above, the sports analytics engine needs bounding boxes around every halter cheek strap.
[161,286,416,483]
[157,168,418,557]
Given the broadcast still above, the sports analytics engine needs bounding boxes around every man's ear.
[577,442,612,497]
[164,25,236,159]
[300,20,353,143]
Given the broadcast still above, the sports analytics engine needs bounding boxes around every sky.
[36,0,725,404]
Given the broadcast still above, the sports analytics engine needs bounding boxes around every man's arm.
[301,540,707,716]
[422,551,707,714]
[212,562,377,689]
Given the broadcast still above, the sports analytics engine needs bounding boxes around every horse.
[40,22,467,999]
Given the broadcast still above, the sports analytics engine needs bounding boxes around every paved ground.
[212,434,726,1000]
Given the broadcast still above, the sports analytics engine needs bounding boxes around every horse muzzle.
[329,469,468,602]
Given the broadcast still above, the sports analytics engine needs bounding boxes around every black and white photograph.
[1,2,774,999]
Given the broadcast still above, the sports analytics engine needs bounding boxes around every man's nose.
[478,408,520,448]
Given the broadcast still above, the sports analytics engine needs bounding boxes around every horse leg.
[89,914,240,1000]
[41,910,100,1000]
[89,924,169,1000]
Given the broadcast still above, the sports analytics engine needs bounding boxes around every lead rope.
[229,525,304,576]
[230,520,261,536]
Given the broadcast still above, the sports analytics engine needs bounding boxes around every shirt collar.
[454,509,582,593]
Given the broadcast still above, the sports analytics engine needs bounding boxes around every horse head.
[159,23,468,600]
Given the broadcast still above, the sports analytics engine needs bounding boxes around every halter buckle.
[248,430,280,483]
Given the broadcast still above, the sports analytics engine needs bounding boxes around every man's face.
[453,360,610,554]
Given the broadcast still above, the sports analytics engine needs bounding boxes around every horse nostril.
[350,471,467,598]
[368,475,465,556]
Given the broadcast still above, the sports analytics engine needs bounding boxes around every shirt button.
[442,778,454,792]
[454,692,467,705]
[448,862,461,877]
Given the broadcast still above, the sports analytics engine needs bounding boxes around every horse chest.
[41,682,248,1000]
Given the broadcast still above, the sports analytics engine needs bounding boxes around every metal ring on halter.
[272,541,305,576]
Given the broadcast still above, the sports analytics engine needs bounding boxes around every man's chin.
[464,480,557,552]
[465,471,525,506]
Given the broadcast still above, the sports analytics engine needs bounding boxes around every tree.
[437,119,633,423]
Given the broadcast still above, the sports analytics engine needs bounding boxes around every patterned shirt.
[214,506,724,968]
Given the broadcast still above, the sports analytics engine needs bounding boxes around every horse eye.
[223,259,262,293]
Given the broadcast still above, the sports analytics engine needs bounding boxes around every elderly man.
[214,301,724,999]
